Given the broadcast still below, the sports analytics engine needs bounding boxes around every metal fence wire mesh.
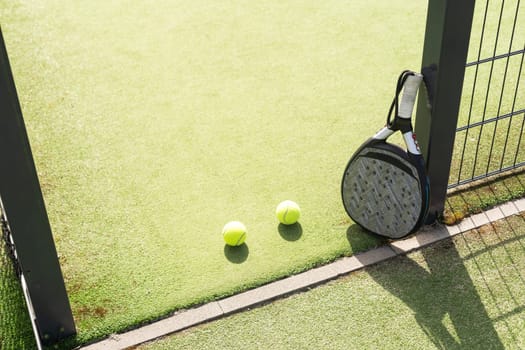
[450,0,525,189]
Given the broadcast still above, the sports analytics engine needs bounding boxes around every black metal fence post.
[0,28,76,344]
[415,0,476,222]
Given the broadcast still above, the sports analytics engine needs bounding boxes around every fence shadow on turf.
[347,230,506,349]
[466,213,525,346]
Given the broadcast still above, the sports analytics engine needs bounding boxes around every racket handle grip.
[398,73,423,119]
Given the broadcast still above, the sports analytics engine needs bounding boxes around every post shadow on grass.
[224,243,249,264]
[347,228,504,349]
[278,223,302,241]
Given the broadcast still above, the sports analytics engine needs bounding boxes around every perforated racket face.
[342,145,423,238]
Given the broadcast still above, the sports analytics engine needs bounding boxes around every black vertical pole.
[0,28,76,344]
[415,0,476,222]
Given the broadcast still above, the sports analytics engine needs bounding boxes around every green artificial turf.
[0,0,427,344]
[0,241,37,349]
[139,213,525,350]
[444,169,525,225]
[0,0,523,347]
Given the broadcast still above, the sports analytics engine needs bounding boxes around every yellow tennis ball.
[222,221,247,246]
[276,200,301,225]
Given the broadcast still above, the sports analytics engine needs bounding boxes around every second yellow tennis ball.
[276,200,301,225]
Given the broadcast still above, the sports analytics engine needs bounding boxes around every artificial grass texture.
[0,240,37,349]
[139,213,525,350]
[444,169,525,225]
[0,0,427,345]
[1,0,523,347]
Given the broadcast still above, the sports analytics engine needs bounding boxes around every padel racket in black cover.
[341,71,429,239]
